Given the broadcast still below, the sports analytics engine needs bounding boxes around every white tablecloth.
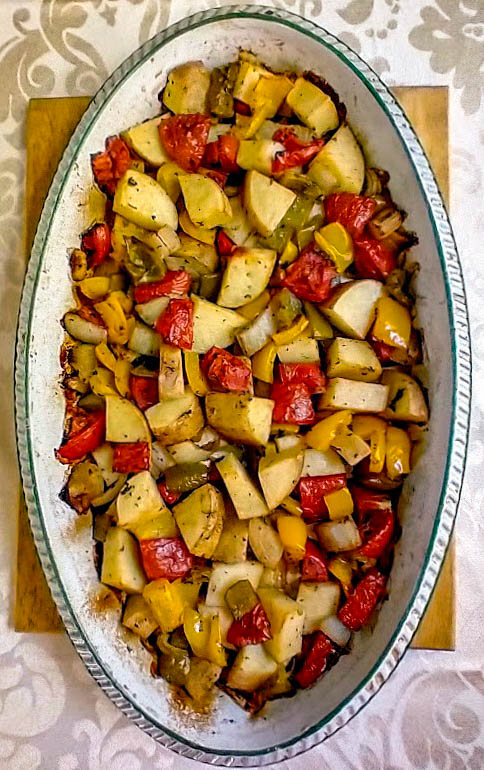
[1,1,483,767]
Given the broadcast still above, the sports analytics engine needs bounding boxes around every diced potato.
[150,442,176,474]
[296,582,341,634]
[217,453,268,519]
[101,527,146,594]
[168,440,211,464]
[331,431,371,466]
[308,123,365,194]
[316,517,362,552]
[381,370,429,423]
[237,140,284,175]
[206,393,274,446]
[226,644,277,692]
[121,116,170,167]
[105,394,151,443]
[237,306,278,357]
[326,338,382,382]
[128,321,161,357]
[212,509,249,563]
[304,301,334,340]
[286,78,339,137]
[179,210,216,246]
[113,169,178,231]
[277,337,320,364]
[248,518,283,569]
[322,279,384,340]
[244,170,296,237]
[258,449,304,510]
[302,448,345,476]
[179,174,232,230]
[156,161,185,202]
[222,195,254,247]
[158,344,184,400]
[206,561,264,607]
[217,248,276,308]
[131,507,179,540]
[173,484,224,558]
[258,588,305,663]
[145,388,204,445]
[122,594,159,639]
[320,378,389,413]
[192,296,247,353]
[163,61,211,114]
[116,470,165,530]
[135,297,169,327]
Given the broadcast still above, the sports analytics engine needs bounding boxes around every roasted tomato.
[353,237,397,280]
[129,375,159,412]
[324,193,377,239]
[338,569,387,631]
[159,114,211,172]
[301,540,329,582]
[299,474,347,521]
[112,442,150,473]
[278,363,326,395]
[295,631,335,688]
[81,223,111,267]
[282,244,336,303]
[270,382,315,425]
[201,347,252,392]
[91,136,131,196]
[139,537,194,581]
[57,410,105,464]
[226,603,272,647]
[155,298,193,350]
[133,270,191,304]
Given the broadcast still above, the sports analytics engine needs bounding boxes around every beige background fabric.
[1,0,483,767]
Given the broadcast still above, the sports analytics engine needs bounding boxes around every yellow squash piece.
[179,210,216,246]
[79,276,110,299]
[306,410,352,452]
[179,173,232,229]
[94,294,130,345]
[238,290,271,320]
[280,240,298,266]
[277,515,307,562]
[286,77,339,137]
[385,426,411,479]
[373,295,412,350]
[352,415,386,473]
[272,315,309,346]
[143,579,185,633]
[252,342,277,383]
[315,222,353,273]
[184,351,210,396]
[114,358,131,398]
[95,342,117,372]
[324,487,354,521]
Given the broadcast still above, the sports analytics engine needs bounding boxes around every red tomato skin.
[234,99,251,115]
[338,569,386,631]
[351,486,392,519]
[201,347,252,392]
[159,114,211,172]
[205,168,229,188]
[215,230,237,257]
[370,338,398,362]
[133,270,191,304]
[91,136,131,196]
[278,363,326,395]
[295,631,334,688]
[226,603,272,647]
[57,411,105,464]
[81,223,111,267]
[112,442,150,473]
[204,135,240,172]
[301,540,329,582]
[155,298,193,350]
[129,375,159,412]
[139,537,194,581]
[299,474,347,520]
[324,193,377,239]
[272,129,325,173]
[270,382,315,425]
[353,237,396,280]
[281,244,336,303]
[157,481,181,505]
[357,509,395,558]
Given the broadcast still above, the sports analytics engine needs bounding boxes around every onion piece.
[237,307,277,356]
[316,517,362,553]
[320,615,351,647]
[64,312,107,345]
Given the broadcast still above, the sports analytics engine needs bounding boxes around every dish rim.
[14,4,471,765]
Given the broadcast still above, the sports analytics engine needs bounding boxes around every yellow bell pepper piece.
[373,296,411,350]
[184,351,210,396]
[143,578,185,633]
[95,342,117,372]
[94,294,129,344]
[279,496,303,517]
[280,240,298,266]
[114,358,131,398]
[252,341,277,383]
[306,410,353,451]
[207,616,228,666]
[79,276,110,299]
[272,315,309,346]
[277,515,307,561]
[270,423,300,434]
[324,487,354,520]
[238,290,271,320]
[184,608,211,658]
[130,158,145,173]
[385,426,411,479]
[90,367,117,396]
[110,289,133,314]
[327,557,353,595]
[352,415,386,473]
[315,222,354,273]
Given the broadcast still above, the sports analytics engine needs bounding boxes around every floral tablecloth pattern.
[1,1,483,768]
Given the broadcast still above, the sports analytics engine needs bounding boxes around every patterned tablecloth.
[1,1,483,768]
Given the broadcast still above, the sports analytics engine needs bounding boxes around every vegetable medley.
[58,52,429,712]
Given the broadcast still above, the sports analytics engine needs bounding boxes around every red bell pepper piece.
[351,486,392,519]
[133,270,192,304]
[272,128,325,173]
[129,375,159,412]
[278,363,326,395]
[370,338,397,362]
[324,193,377,239]
[57,410,105,464]
[270,382,315,425]
[91,136,131,196]
[226,603,272,647]
[234,98,251,116]
[301,540,329,582]
[157,481,181,505]
[112,442,150,473]
[201,346,252,392]
[299,474,347,521]
[215,229,237,257]
[139,537,194,581]
[204,135,240,172]
[81,223,111,267]
[357,509,395,559]
[353,237,396,280]
[159,114,211,172]
[338,569,387,631]
[295,631,334,688]
[281,244,336,303]
[155,298,193,350]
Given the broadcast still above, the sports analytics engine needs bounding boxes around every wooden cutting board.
[15,88,455,649]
